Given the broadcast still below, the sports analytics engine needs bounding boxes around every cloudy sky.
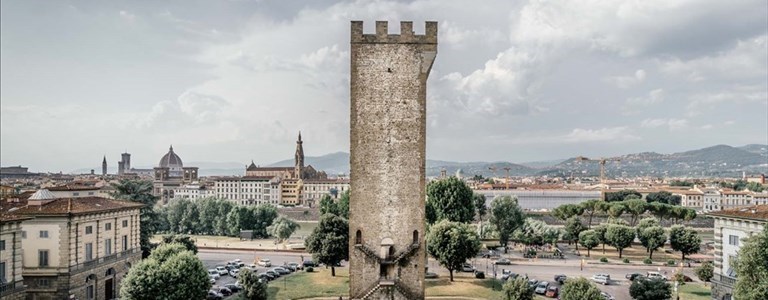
[2,0,766,172]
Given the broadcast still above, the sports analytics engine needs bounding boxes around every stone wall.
[348,20,436,300]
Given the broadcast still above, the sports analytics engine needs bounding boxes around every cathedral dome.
[159,145,183,169]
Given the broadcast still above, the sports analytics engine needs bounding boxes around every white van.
[591,274,611,285]
[646,271,667,281]
[258,258,272,267]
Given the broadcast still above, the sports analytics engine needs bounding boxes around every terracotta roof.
[0,214,33,223]
[303,179,350,184]
[721,191,751,195]
[246,167,293,172]
[1,197,143,216]
[47,185,101,191]
[708,205,768,222]
[674,190,704,195]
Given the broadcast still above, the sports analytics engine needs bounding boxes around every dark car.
[495,258,512,265]
[215,287,232,297]
[303,260,317,267]
[258,272,274,281]
[224,283,240,292]
[501,270,518,281]
[528,279,539,290]
[207,290,223,300]
[554,274,567,284]
[625,273,643,281]
[266,270,280,278]
[282,264,297,272]
[474,271,485,279]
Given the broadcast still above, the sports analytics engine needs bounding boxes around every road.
[198,249,696,299]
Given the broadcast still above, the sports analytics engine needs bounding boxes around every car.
[461,263,474,272]
[625,273,643,281]
[534,281,550,294]
[501,270,518,281]
[234,259,244,267]
[246,263,258,270]
[474,271,485,279]
[545,286,559,298]
[286,262,303,270]
[224,283,241,292]
[272,267,291,275]
[207,290,223,300]
[425,272,439,279]
[208,270,220,280]
[258,272,274,281]
[282,264,297,272]
[554,274,567,284]
[215,266,228,276]
[208,277,216,285]
[591,274,610,285]
[229,269,240,278]
[527,279,539,290]
[646,271,667,281]
[600,292,615,300]
[495,258,512,265]
[258,258,272,267]
[266,270,280,278]
[302,260,317,268]
[214,286,232,296]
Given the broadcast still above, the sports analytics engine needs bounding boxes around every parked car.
[625,273,643,281]
[302,260,317,268]
[554,274,567,284]
[591,274,610,285]
[501,270,518,281]
[272,267,291,275]
[461,263,474,272]
[258,272,274,281]
[646,271,667,281]
[534,281,550,294]
[266,270,280,278]
[225,283,241,292]
[474,271,485,279]
[214,287,232,297]
[207,290,223,300]
[215,266,228,276]
[286,262,303,270]
[208,270,220,280]
[234,259,245,267]
[246,263,259,270]
[495,258,512,265]
[527,279,539,290]
[258,258,272,267]
[282,264,297,272]
[208,276,216,285]
[229,269,240,278]
[545,286,559,298]
[600,292,615,300]
[425,272,439,279]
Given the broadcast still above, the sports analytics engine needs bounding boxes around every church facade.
[152,146,199,203]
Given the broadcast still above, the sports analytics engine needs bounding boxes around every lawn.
[267,268,349,300]
[677,283,711,300]
[425,276,504,299]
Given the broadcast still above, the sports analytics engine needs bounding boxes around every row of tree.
[156,198,280,238]
[554,197,697,228]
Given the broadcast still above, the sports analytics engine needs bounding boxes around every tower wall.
[349,20,436,300]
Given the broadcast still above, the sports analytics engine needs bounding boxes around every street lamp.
[580,259,585,271]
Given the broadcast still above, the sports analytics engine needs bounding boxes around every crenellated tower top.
[351,21,437,44]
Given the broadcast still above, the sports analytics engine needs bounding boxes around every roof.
[674,190,704,196]
[721,190,751,195]
[29,189,56,200]
[47,185,101,191]
[159,145,183,168]
[1,197,144,216]
[303,179,350,184]
[246,167,293,172]
[708,205,768,222]
[0,214,33,223]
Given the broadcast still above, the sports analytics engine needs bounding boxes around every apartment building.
[674,190,704,211]
[709,205,767,300]
[47,185,112,199]
[1,189,143,300]
[214,176,278,206]
[1,214,31,300]
[302,178,350,207]
[720,190,752,210]
[172,182,216,200]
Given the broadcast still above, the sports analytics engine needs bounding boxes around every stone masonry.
[349,20,437,300]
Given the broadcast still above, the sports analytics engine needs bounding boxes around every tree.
[489,196,526,253]
[646,191,681,205]
[337,190,350,218]
[426,219,481,281]
[638,226,666,259]
[565,216,586,250]
[733,226,768,299]
[624,199,648,226]
[607,202,625,218]
[593,225,608,254]
[474,193,487,220]
[668,225,701,261]
[579,199,605,229]
[238,268,268,300]
[426,176,475,223]
[647,202,672,221]
[267,216,300,243]
[695,262,714,283]
[120,243,210,300]
[251,204,279,238]
[746,181,765,192]
[502,277,534,300]
[629,278,671,300]
[605,224,635,258]
[160,235,198,254]
[552,204,584,221]
[578,230,600,257]
[111,179,159,258]
[559,277,603,300]
[319,194,339,216]
[604,189,641,202]
[304,214,348,276]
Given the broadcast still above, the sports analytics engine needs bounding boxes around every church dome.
[159,145,183,169]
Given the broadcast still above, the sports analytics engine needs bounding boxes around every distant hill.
[740,144,768,157]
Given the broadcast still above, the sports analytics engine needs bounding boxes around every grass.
[267,267,349,300]
[425,275,504,300]
[678,283,711,300]
[294,221,318,238]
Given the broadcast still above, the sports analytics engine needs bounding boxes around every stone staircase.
[393,243,420,265]
[354,244,383,264]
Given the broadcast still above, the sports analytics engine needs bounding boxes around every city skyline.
[2,0,767,172]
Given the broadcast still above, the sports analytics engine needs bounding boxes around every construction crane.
[575,156,621,184]
[488,166,498,186]
[502,167,511,190]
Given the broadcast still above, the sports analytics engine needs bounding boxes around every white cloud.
[605,69,647,88]
[661,35,768,82]
[564,127,640,142]
[640,118,689,131]
[119,10,136,22]
[627,89,665,106]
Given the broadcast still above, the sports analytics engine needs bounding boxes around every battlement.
[351,21,437,44]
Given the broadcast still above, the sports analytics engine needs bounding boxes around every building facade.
[172,182,216,200]
[1,190,143,300]
[1,215,31,300]
[302,179,350,207]
[675,190,704,211]
[213,176,278,205]
[709,206,767,300]
[152,146,199,203]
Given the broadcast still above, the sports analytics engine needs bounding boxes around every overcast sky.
[2,0,767,172]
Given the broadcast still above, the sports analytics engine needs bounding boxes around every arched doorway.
[85,274,97,300]
[105,268,116,299]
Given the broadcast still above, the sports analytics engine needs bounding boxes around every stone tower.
[102,155,107,175]
[295,131,304,179]
[349,20,437,300]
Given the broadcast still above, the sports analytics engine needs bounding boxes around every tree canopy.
[474,193,488,220]
[629,278,671,300]
[160,235,198,254]
[733,226,768,299]
[426,219,481,282]
[160,198,279,238]
[489,196,526,253]
[695,262,714,283]
[120,243,210,300]
[645,191,681,205]
[111,179,159,257]
[605,224,635,258]
[565,216,586,250]
[502,277,534,300]
[604,189,641,202]
[579,230,600,257]
[638,226,666,259]
[267,216,300,243]
[669,225,701,261]
[559,277,603,300]
[304,214,349,276]
[238,268,268,300]
[426,176,475,224]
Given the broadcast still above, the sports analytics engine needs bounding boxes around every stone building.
[302,178,350,207]
[709,205,767,300]
[152,146,199,203]
[213,176,279,206]
[1,214,31,300]
[1,189,143,300]
[172,182,217,200]
[348,20,437,299]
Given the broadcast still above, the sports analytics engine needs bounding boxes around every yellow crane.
[502,167,511,190]
[575,156,621,184]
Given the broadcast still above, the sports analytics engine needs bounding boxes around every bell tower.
[294,131,305,179]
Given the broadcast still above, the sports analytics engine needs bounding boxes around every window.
[38,279,50,287]
[39,250,49,267]
[73,192,80,196]
[85,226,93,234]
[40,230,49,238]
[85,243,93,261]
[105,238,112,255]
[122,235,128,251]
[88,192,94,195]
[122,220,129,227]
[21,231,26,238]
[86,285,95,300]
[0,240,5,251]
[0,262,5,283]
[729,235,740,246]
[105,223,112,231]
